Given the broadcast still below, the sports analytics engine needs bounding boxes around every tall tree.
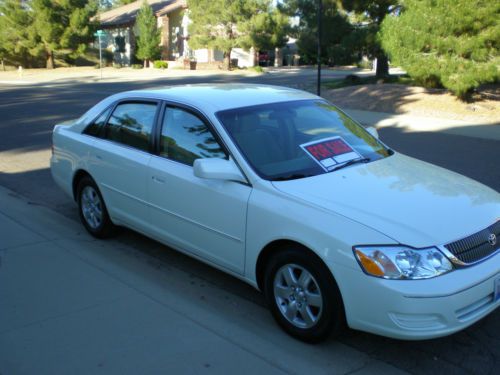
[240,7,290,52]
[135,0,161,67]
[339,0,400,77]
[31,0,98,69]
[0,0,38,67]
[381,0,499,99]
[187,0,271,70]
[280,0,352,65]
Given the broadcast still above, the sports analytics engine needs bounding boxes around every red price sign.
[301,136,362,171]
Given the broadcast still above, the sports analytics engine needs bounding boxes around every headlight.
[353,245,453,279]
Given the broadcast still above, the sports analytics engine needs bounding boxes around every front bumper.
[330,253,499,340]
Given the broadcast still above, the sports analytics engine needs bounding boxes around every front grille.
[444,221,500,264]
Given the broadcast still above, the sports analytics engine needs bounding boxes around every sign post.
[94,29,105,79]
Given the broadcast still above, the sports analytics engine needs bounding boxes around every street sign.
[94,30,105,80]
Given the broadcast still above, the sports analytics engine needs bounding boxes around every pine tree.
[280,0,353,66]
[135,0,161,67]
[31,0,98,69]
[187,0,271,70]
[380,0,499,99]
[0,0,39,67]
[339,0,400,77]
[239,7,290,53]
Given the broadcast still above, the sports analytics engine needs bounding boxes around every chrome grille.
[445,221,500,264]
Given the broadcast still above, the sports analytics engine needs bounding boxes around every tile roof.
[97,0,186,27]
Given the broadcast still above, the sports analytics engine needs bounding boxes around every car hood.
[272,153,500,247]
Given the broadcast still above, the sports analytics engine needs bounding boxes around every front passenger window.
[160,107,226,165]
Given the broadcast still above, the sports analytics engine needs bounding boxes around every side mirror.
[193,158,247,183]
[366,126,379,139]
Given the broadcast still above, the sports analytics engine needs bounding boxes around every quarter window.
[105,102,157,152]
[84,107,111,137]
[160,107,226,165]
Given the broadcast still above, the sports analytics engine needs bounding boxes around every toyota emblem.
[488,233,497,246]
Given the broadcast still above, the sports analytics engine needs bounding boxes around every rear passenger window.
[105,102,157,152]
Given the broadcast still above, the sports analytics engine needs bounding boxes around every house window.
[115,36,126,53]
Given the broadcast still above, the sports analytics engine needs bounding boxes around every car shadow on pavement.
[92,222,500,375]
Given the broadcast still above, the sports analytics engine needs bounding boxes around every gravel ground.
[324,84,500,124]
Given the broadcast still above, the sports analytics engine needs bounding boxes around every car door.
[87,100,159,232]
[147,105,251,274]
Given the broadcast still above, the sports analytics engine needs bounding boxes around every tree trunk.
[224,48,232,71]
[375,51,389,78]
[46,51,55,69]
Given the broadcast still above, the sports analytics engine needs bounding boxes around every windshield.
[216,100,391,180]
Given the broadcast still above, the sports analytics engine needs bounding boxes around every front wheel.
[264,248,345,343]
[77,176,115,238]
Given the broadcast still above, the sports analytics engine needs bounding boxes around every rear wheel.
[264,248,345,342]
[77,176,115,238]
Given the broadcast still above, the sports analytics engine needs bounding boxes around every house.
[96,0,256,68]
[96,0,187,65]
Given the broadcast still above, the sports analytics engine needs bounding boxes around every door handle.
[152,176,166,184]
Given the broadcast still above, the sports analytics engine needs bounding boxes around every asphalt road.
[0,71,499,375]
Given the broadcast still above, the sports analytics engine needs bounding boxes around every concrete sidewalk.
[345,109,500,141]
[0,185,407,375]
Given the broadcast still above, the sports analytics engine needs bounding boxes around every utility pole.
[317,0,322,96]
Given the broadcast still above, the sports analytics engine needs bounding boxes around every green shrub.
[153,60,168,69]
[131,64,143,69]
[250,66,264,73]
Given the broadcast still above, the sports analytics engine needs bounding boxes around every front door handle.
[152,176,166,184]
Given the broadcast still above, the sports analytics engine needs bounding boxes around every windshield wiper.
[272,173,312,181]
[329,157,371,173]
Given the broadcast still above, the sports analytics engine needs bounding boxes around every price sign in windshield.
[301,136,362,171]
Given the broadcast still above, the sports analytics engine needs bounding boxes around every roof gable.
[97,0,186,28]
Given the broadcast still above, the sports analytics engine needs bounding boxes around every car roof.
[116,84,320,112]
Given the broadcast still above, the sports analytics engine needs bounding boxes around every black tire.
[264,247,345,343]
[76,175,115,238]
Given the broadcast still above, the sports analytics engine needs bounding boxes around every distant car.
[50,84,500,342]
[259,51,270,66]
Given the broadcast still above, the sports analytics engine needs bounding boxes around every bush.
[131,64,143,69]
[153,60,168,69]
[250,66,264,73]
[380,0,499,99]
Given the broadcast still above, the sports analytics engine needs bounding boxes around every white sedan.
[50,84,500,342]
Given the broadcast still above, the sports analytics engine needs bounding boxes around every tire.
[76,175,115,238]
[264,248,345,343]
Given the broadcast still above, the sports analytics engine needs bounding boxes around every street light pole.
[317,0,322,96]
